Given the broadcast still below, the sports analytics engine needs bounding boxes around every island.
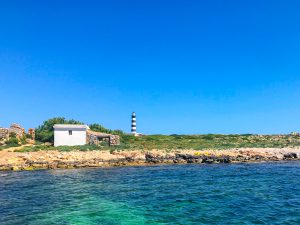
[1,118,300,171]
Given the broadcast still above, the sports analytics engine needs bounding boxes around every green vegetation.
[14,133,300,152]
[117,134,300,151]
[89,123,124,135]
[15,144,104,152]
[19,135,27,145]
[5,132,19,145]
[5,138,19,145]
[0,143,20,150]
[0,133,20,150]
[26,133,33,139]
[35,117,83,143]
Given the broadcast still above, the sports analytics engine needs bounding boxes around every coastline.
[0,148,300,171]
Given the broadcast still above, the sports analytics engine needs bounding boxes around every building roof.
[53,124,90,129]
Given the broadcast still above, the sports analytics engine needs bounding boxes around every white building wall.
[54,128,87,147]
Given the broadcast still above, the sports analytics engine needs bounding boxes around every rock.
[57,163,68,169]
[173,158,186,164]
[255,155,263,160]
[12,166,20,171]
[283,152,298,159]
[23,166,34,171]
[195,158,203,163]
[234,156,244,162]
[145,153,162,163]
[44,142,52,147]
[204,158,215,164]
[175,154,191,160]
[0,165,11,170]
[48,163,58,169]
[174,153,232,164]
[125,156,135,162]
[217,156,231,163]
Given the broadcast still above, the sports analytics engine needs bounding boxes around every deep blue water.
[0,162,300,225]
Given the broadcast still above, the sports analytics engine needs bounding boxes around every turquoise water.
[1,162,300,225]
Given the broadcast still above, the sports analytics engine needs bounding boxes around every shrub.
[89,123,125,136]
[0,143,19,150]
[26,134,33,139]
[20,136,27,144]
[5,137,19,145]
[201,134,216,140]
[9,132,16,138]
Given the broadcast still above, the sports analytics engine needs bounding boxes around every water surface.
[1,162,300,224]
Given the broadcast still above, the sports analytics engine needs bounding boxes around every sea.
[0,162,300,225]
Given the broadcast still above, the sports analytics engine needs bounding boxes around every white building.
[53,124,89,147]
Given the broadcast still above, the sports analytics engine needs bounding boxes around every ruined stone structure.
[0,128,9,144]
[28,128,35,140]
[0,128,9,139]
[87,130,120,146]
[109,135,120,146]
[0,124,35,145]
[9,124,26,139]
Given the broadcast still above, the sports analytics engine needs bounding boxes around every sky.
[0,0,300,134]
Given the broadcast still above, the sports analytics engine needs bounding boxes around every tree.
[35,117,83,143]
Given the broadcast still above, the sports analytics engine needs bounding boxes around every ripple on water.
[0,162,300,225]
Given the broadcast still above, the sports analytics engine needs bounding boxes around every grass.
[0,143,20,151]
[14,144,104,152]
[121,134,300,150]
[11,134,300,152]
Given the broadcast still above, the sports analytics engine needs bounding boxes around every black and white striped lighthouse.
[131,112,137,135]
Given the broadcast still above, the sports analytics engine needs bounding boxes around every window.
[69,130,72,135]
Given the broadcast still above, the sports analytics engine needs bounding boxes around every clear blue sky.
[1,0,300,134]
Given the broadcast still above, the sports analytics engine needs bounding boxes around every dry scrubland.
[7,134,300,153]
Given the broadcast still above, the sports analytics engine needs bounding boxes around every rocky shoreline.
[0,148,300,171]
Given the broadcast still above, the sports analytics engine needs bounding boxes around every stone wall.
[109,135,120,146]
[28,128,35,139]
[86,130,120,146]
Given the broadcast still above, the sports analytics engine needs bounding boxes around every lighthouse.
[131,112,137,135]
